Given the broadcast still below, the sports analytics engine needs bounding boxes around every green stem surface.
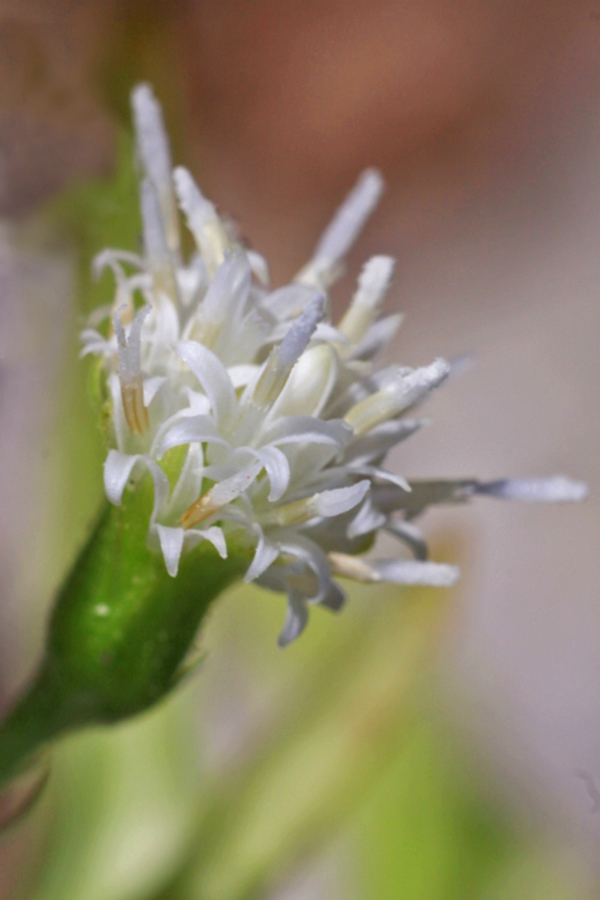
[0,480,247,789]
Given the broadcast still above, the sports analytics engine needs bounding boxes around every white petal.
[208,459,264,508]
[347,497,387,539]
[156,525,185,577]
[372,559,460,587]
[475,477,588,502]
[177,340,237,426]
[263,416,352,450]
[187,525,228,559]
[104,450,141,505]
[273,344,337,418]
[384,519,428,561]
[243,446,290,502]
[263,284,318,320]
[157,414,230,458]
[245,530,280,582]
[246,249,270,286]
[173,166,229,273]
[143,376,167,407]
[319,581,346,612]
[344,418,425,465]
[350,465,410,492]
[278,593,309,648]
[352,313,404,360]
[314,480,370,517]
[202,252,251,324]
[228,365,260,388]
[278,534,332,604]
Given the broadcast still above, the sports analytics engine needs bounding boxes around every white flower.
[81,84,587,646]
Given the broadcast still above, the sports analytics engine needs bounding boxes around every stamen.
[344,359,449,436]
[131,83,180,256]
[173,167,231,277]
[251,294,325,409]
[141,179,179,305]
[182,461,263,529]
[296,169,384,286]
[121,378,149,435]
[114,304,151,435]
[328,552,380,582]
[338,255,395,345]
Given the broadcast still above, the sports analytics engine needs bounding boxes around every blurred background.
[0,1,599,897]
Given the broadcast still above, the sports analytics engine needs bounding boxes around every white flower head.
[81,83,588,646]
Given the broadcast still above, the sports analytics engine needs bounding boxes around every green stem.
[0,666,73,787]
[0,479,248,790]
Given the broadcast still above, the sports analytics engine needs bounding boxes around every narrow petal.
[202,252,251,325]
[156,414,230,459]
[350,465,410,492]
[187,525,228,559]
[104,450,141,505]
[278,593,309,648]
[347,497,387,539]
[298,169,384,285]
[245,530,280,582]
[384,519,429,561]
[352,313,404,360]
[177,340,237,426]
[173,166,229,274]
[314,480,371,517]
[263,416,352,450]
[242,446,290,502]
[319,580,346,612]
[143,375,167,407]
[156,525,185,577]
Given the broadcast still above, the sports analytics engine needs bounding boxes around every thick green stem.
[0,478,248,790]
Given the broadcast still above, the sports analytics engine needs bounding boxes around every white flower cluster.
[81,85,587,645]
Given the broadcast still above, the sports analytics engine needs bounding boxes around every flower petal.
[313,480,371,518]
[156,525,185,577]
[103,450,141,505]
[156,414,230,459]
[245,529,280,582]
[278,592,309,648]
[177,340,237,426]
